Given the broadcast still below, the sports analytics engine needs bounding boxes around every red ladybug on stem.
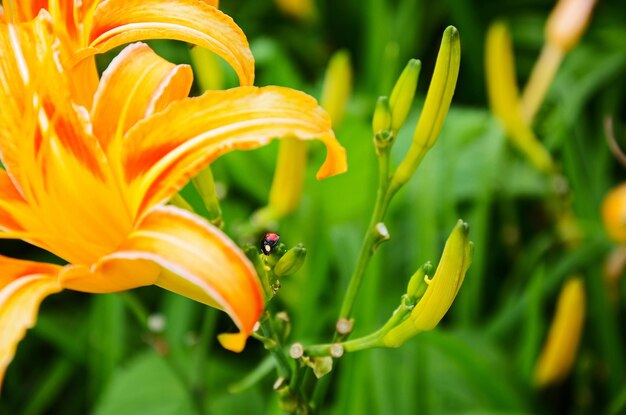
[262,232,280,255]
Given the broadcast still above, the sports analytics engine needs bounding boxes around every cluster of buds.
[246,234,307,300]
[372,27,460,190]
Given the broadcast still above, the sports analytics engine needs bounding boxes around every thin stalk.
[337,148,391,321]
[520,43,564,123]
[260,311,292,379]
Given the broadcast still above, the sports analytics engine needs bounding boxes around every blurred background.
[2,0,626,414]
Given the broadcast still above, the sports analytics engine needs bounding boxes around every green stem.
[259,311,292,379]
[307,298,414,356]
[337,148,391,322]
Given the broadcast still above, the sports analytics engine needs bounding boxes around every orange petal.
[1,16,132,264]
[0,170,29,232]
[1,0,47,23]
[87,0,254,86]
[113,205,263,350]
[0,256,61,390]
[0,16,108,195]
[123,86,347,214]
[91,42,193,153]
[68,56,100,109]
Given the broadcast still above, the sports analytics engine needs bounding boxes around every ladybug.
[261,232,280,255]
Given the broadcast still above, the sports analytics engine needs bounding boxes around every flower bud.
[534,277,586,387]
[372,96,392,137]
[320,50,352,126]
[392,26,461,189]
[274,243,307,277]
[389,59,421,133]
[406,261,434,303]
[273,311,292,343]
[192,167,223,228]
[485,22,554,173]
[260,138,308,221]
[546,0,597,52]
[382,220,472,347]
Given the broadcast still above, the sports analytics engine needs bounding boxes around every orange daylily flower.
[1,0,253,106]
[0,14,347,388]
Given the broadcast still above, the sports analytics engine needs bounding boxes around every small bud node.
[290,342,304,359]
[336,318,354,335]
[330,343,345,358]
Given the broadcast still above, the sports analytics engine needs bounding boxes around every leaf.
[94,351,195,415]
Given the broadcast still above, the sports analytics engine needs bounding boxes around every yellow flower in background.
[275,0,316,21]
[485,22,555,174]
[602,182,626,244]
[0,14,346,388]
[534,277,586,387]
[486,0,596,170]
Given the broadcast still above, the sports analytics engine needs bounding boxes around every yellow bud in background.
[601,182,626,244]
[260,138,308,222]
[485,22,555,173]
[521,0,596,122]
[389,59,421,133]
[391,26,461,190]
[382,220,472,347]
[257,51,350,224]
[275,0,316,21]
[320,50,353,126]
[534,277,586,387]
[546,0,597,52]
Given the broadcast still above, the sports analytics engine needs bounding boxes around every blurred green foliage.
[2,0,626,414]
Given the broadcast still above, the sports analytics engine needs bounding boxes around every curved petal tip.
[218,331,250,353]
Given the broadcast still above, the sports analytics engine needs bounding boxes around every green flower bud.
[274,243,307,276]
[389,59,421,133]
[372,96,392,137]
[406,261,434,303]
[391,26,461,191]
[383,220,472,347]
[192,167,223,228]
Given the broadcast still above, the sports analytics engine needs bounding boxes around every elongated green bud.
[383,220,472,347]
[192,167,223,228]
[389,59,421,133]
[274,244,307,276]
[391,26,461,191]
[372,96,392,135]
